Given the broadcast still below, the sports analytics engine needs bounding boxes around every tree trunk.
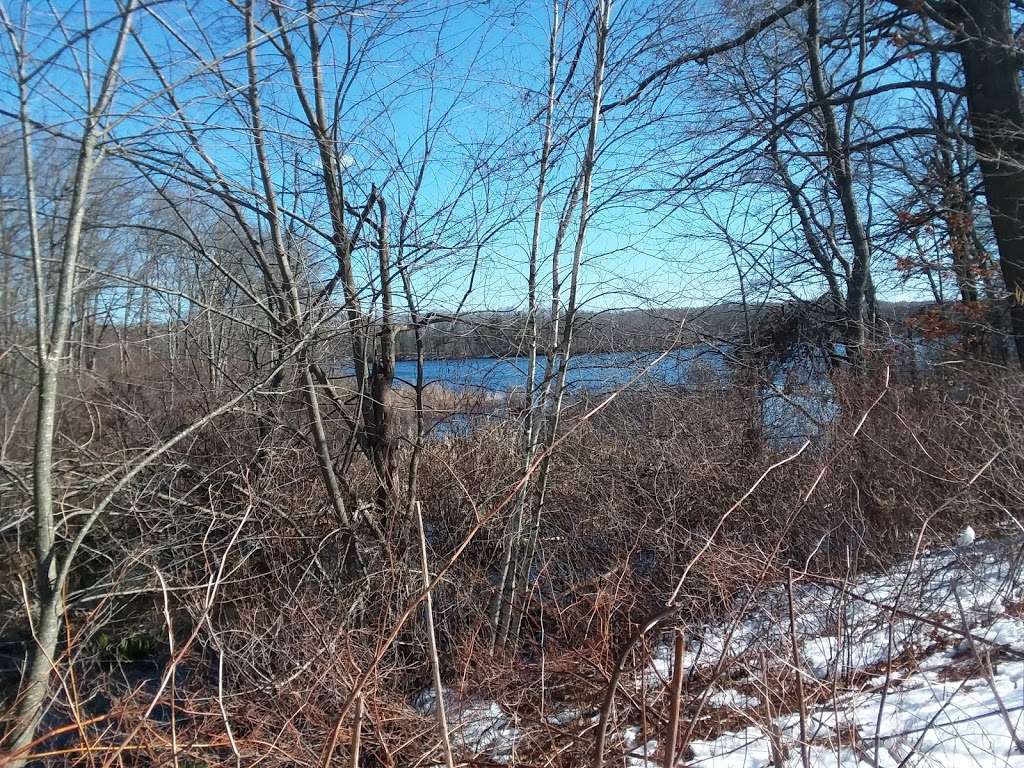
[949,0,1024,364]
[365,189,397,516]
[491,0,562,650]
[805,0,873,366]
[504,0,612,648]
[5,3,138,760]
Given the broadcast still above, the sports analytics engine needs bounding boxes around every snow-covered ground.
[416,536,1024,766]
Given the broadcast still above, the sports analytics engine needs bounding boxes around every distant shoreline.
[391,344,713,364]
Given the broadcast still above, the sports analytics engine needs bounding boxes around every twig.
[953,586,1024,753]
[662,630,685,768]
[417,502,457,768]
[786,569,810,768]
[350,694,364,768]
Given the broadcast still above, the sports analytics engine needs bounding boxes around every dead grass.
[3,361,1024,766]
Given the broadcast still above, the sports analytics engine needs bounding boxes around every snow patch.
[413,687,520,762]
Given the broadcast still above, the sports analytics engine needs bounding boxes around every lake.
[390,346,730,392]
[379,345,840,445]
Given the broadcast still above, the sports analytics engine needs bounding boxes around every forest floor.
[418,535,1024,767]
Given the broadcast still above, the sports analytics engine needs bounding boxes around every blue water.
[372,345,840,446]
[390,347,730,392]
[375,337,951,445]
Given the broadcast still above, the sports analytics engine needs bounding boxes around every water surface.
[391,346,729,392]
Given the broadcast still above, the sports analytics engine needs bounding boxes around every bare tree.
[1,3,139,758]
[935,0,1024,363]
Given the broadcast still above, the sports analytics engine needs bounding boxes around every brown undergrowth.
[2,360,1023,766]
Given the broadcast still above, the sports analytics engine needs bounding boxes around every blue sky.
[4,0,947,318]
